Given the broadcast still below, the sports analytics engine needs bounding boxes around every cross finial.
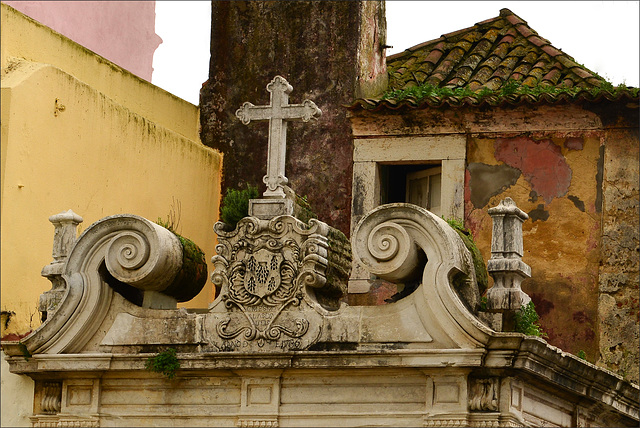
[236,76,321,198]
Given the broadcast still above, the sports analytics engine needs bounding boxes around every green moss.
[444,218,489,296]
[382,80,638,104]
[145,348,180,379]
[293,194,318,224]
[220,185,259,229]
[156,216,208,302]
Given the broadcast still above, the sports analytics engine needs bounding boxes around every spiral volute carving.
[353,211,421,283]
[104,222,183,292]
[107,231,150,270]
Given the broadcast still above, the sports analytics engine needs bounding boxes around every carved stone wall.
[3,206,638,427]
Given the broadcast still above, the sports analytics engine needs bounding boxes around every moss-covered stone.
[445,218,489,298]
[156,219,208,302]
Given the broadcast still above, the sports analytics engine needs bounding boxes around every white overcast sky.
[152,1,639,105]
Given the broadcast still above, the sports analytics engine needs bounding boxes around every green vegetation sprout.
[382,80,638,104]
[514,301,547,337]
[220,185,259,229]
[145,348,180,379]
[444,217,489,297]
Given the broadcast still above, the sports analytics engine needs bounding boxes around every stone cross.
[236,75,321,198]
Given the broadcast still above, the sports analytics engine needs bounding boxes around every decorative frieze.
[236,419,278,428]
[31,415,99,427]
[423,417,468,427]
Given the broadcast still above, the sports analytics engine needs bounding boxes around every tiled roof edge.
[346,89,640,111]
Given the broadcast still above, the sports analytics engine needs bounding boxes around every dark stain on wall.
[530,292,555,316]
[573,310,592,323]
[568,195,586,212]
[352,174,366,219]
[528,204,549,222]
[595,144,604,213]
[467,162,521,208]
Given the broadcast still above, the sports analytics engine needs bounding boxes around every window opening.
[381,163,442,216]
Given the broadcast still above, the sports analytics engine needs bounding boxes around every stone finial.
[40,210,83,321]
[47,209,84,262]
[485,198,531,331]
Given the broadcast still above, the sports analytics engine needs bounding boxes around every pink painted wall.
[3,1,162,81]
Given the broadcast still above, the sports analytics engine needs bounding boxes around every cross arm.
[236,102,272,124]
[281,100,322,122]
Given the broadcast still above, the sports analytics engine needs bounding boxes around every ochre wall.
[0,3,198,142]
[2,0,161,81]
[465,132,603,360]
[1,3,222,339]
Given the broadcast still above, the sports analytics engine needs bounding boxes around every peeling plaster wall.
[466,133,603,362]
[349,102,639,383]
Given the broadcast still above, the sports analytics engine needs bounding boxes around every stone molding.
[3,205,639,426]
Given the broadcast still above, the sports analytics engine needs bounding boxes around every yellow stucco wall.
[0,3,199,141]
[1,3,222,340]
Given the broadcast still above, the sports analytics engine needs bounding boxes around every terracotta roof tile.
[362,8,638,110]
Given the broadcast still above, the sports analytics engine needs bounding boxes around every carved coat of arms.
[210,216,350,351]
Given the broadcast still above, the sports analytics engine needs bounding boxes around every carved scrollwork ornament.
[41,382,62,414]
[210,214,350,349]
[469,378,499,411]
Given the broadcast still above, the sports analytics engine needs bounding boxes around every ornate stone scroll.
[352,202,481,313]
[210,215,351,351]
[14,213,207,356]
